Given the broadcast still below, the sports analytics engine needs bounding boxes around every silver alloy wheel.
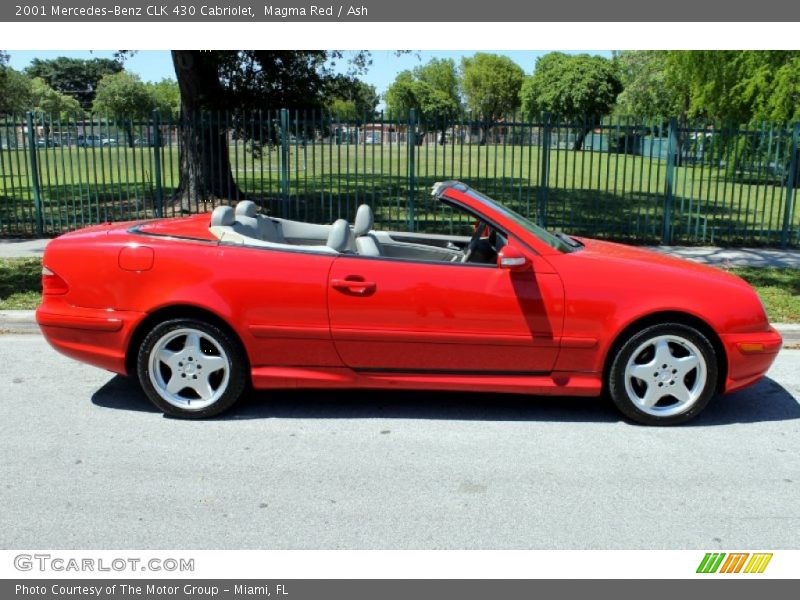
[623,334,707,417]
[148,327,230,410]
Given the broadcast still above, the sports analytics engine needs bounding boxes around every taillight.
[42,266,69,295]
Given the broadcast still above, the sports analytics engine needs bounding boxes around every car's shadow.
[91,375,799,426]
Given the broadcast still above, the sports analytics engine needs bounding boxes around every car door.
[209,244,343,368]
[327,240,564,373]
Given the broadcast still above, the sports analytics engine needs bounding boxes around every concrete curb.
[2,310,798,345]
[0,310,38,334]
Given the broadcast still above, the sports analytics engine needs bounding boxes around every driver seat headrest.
[235,200,258,218]
[354,204,374,237]
[326,219,352,252]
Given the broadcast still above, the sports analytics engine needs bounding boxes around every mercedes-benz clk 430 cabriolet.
[36,181,782,424]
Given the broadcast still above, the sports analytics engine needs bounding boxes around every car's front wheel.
[137,318,247,418]
[608,323,719,425]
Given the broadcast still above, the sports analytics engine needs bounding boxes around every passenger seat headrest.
[354,204,374,237]
[235,200,258,218]
[210,205,234,227]
[327,219,352,252]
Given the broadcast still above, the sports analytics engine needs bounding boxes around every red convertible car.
[36,181,782,424]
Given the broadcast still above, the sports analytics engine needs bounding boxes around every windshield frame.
[457,187,578,253]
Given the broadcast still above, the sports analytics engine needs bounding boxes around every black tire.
[136,318,247,418]
[608,322,719,426]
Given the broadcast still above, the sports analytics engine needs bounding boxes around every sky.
[6,49,612,103]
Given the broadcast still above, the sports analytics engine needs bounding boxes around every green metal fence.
[1,109,799,246]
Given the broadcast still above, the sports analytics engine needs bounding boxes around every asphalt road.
[1,334,798,550]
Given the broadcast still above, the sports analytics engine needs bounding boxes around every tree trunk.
[572,126,592,151]
[171,51,243,212]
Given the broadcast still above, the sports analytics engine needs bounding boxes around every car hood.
[573,237,748,286]
[546,237,769,334]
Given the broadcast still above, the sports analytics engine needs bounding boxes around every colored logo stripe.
[697,553,726,573]
[697,552,773,574]
[719,553,749,573]
[744,553,773,573]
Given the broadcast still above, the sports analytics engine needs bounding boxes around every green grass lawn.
[0,257,41,310]
[2,256,798,323]
[722,266,800,323]
[2,143,798,244]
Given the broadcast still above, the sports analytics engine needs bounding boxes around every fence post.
[407,108,417,231]
[279,108,290,218]
[662,118,678,245]
[25,112,44,236]
[781,123,800,248]
[537,112,551,226]
[151,110,164,218]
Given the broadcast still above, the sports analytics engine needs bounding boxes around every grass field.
[3,256,797,322]
[0,257,40,310]
[2,143,798,245]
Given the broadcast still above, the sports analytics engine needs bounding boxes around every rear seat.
[234,200,284,242]
[209,203,351,254]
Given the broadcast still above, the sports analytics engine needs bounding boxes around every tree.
[0,68,82,119]
[613,51,688,119]
[460,53,525,142]
[415,58,460,105]
[520,52,621,149]
[0,67,33,115]
[169,50,381,206]
[25,56,123,110]
[385,58,461,143]
[323,76,379,119]
[92,72,156,147]
[386,58,461,118]
[171,51,246,207]
[665,51,800,123]
[764,55,800,122]
[148,79,181,118]
[29,77,82,118]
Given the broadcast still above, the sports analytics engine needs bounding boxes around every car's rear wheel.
[608,323,718,425]
[137,318,246,418]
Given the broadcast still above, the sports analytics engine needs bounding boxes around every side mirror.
[497,245,530,271]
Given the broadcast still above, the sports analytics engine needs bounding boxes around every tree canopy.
[667,50,800,123]
[613,50,800,124]
[29,77,82,118]
[323,76,380,119]
[520,52,621,123]
[613,50,688,119]
[25,56,123,110]
[147,79,182,117]
[0,67,34,115]
[460,53,525,120]
[168,51,380,114]
[385,58,461,123]
[0,64,82,117]
[92,72,155,118]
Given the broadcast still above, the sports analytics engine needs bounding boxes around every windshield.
[461,188,577,253]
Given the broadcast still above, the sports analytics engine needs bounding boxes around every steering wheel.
[461,222,486,263]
